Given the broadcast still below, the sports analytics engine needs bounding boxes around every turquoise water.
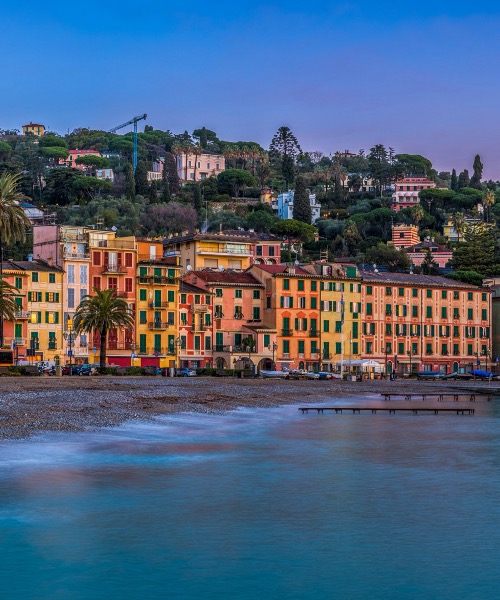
[1,394,500,599]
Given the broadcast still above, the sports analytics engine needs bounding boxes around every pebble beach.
[0,376,497,440]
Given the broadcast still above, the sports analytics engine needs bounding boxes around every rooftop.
[192,270,263,286]
[359,270,483,289]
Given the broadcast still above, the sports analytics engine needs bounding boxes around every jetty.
[299,407,475,415]
[380,392,491,402]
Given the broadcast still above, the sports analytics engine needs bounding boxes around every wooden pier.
[299,407,475,415]
[380,392,491,402]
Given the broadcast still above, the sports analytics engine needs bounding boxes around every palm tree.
[482,190,495,222]
[73,288,135,371]
[0,172,30,347]
[452,212,466,243]
[0,279,20,323]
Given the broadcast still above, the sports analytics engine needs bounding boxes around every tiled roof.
[180,281,210,294]
[2,260,63,272]
[252,264,316,276]
[193,270,263,286]
[407,241,452,252]
[359,270,483,289]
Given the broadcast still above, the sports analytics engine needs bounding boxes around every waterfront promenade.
[0,377,498,440]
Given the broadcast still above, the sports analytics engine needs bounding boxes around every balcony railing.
[309,330,319,337]
[148,322,169,330]
[102,265,127,274]
[191,304,209,313]
[14,311,30,319]
[149,301,169,309]
[63,252,90,260]
[282,329,293,336]
[310,353,319,360]
[116,291,133,298]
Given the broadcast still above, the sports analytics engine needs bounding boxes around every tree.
[0,141,12,160]
[270,219,316,250]
[420,248,439,275]
[365,243,411,272]
[482,189,495,222]
[0,279,20,324]
[247,210,275,232]
[163,152,179,195]
[217,169,256,197]
[40,146,69,162]
[269,126,301,190]
[149,180,159,203]
[450,168,458,191]
[124,163,135,200]
[457,169,470,189]
[134,161,149,196]
[292,176,312,223]
[450,223,495,275]
[452,212,466,243]
[343,221,362,254]
[73,288,134,371]
[395,154,433,176]
[75,154,110,175]
[193,184,202,215]
[143,202,198,236]
[470,154,483,189]
[0,172,31,346]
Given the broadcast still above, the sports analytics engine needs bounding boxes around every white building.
[276,191,321,224]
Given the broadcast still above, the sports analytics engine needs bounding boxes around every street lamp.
[406,348,413,376]
[382,345,390,378]
[63,318,75,372]
[272,341,278,370]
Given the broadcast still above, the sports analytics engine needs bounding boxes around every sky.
[3,1,500,178]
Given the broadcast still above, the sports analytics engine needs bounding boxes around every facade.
[391,224,420,249]
[164,231,281,271]
[136,240,180,368]
[178,281,213,370]
[359,271,492,375]
[249,264,321,371]
[22,122,45,136]
[177,152,225,182]
[391,177,436,212]
[276,191,321,224]
[95,168,114,182]
[182,270,276,372]
[406,240,453,269]
[59,149,101,169]
[1,262,30,362]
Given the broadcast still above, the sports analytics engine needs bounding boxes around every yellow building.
[304,263,362,371]
[22,122,46,137]
[136,240,180,368]
[24,260,64,362]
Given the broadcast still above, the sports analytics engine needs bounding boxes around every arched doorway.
[452,361,459,373]
[386,360,393,375]
[261,358,273,371]
[216,357,226,369]
[298,361,305,370]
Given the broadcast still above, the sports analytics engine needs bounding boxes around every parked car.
[78,364,95,376]
[62,364,83,376]
[175,368,197,377]
[314,372,334,380]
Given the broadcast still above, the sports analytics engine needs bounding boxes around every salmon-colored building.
[59,149,101,170]
[360,271,491,375]
[392,177,435,212]
[178,280,213,369]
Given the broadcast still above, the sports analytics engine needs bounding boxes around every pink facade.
[392,177,435,212]
[59,149,101,170]
[407,242,453,268]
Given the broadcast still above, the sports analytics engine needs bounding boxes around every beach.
[0,376,496,440]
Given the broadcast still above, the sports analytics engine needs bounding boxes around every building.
[95,168,114,182]
[135,240,180,369]
[391,224,420,249]
[177,152,225,182]
[163,231,281,271]
[249,264,321,371]
[178,280,213,370]
[359,271,491,375]
[59,149,101,170]
[406,240,453,269]
[182,270,275,372]
[391,177,436,212]
[1,261,30,363]
[276,191,321,224]
[22,122,45,137]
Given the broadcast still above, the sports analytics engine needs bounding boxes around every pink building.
[391,224,420,249]
[407,240,453,269]
[392,177,435,212]
[59,149,101,170]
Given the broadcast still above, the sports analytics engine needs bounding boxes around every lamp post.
[175,336,182,371]
[272,341,277,370]
[406,348,413,376]
[382,345,389,378]
[63,318,74,373]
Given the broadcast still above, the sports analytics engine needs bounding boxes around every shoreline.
[0,376,497,440]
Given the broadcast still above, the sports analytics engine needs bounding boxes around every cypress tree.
[194,184,202,215]
[135,161,149,196]
[124,163,135,200]
[457,169,470,189]
[292,176,312,224]
[149,180,158,203]
[450,168,458,191]
[161,178,171,203]
[163,152,180,195]
[470,154,483,189]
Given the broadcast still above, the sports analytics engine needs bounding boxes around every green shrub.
[124,366,146,376]
[196,368,217,376]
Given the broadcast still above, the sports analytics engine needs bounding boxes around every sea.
[1,392,500,600]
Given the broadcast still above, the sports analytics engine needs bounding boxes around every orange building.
[360,271,492,375]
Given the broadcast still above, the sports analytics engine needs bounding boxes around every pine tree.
[269,126,301,190]
[470,154,483,189]
[450,168,458,191]
[149,180,158,203]
[457,169,470,189]
[420,248,439,275]
[135,161,149,196]
[161,179,171,203]
[292,176,312,224]
[124,163,135,200]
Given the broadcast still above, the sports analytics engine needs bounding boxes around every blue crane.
[109,113,147,171]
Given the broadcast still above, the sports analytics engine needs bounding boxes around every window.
[454,291,459,300]
[468,308,473,320]
[180,294,187,304]
[125,278,133,293]
[366,342,373,354]
[366,286,372,295]
[256,245,263,256]
[253,290,260,299]
[482,293,487,301]
[412,306,418,317]
[45,292,60,302]
[283,340,289,354]
[335,342,342,354]
[482,309,487,320]
[453,308,459,319]
[426,306,432,318]
[311,297,317,309]
[453,326,459,337]
[385,323,392,335]
[269,246,275,257]
[352,342,359,354]
[235,289,242,298]
[108,277,118,290]
[398,288,404,297]
[323,320,329,332]
[412,288,418,297]
[386,287,392,296]
[283,279,289,290]
[468,292,473,301]
[215,289,223,297]
[398,342,405,355]
[366,303,372,316]
[15,277,22,289]
[140,289,147,301]
[426,289,432,298]
[252,307,260,320]
[442,290,447,299]
[352,322,358,339]
[311,281,317,291]
[298,340,305,354]
[385,304,392,316]
[467,344,473,355]
[68,288,75,309]
[80,265,87,284]
[125,253,133,267]
[453,343,459,356]
[298,280,304,291]
[93,251,101,266]
[93,277,101,290]
[441,307,447,319]
[167,290,175,303]
[205,336,211,350]
[139,311,147,324]
[31,272,38,283]
[426,343,433,355]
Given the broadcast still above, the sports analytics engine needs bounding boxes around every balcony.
[149,301,169,309]
[14,311,30,319]
[281,353,291,359]
[148,322,169,330]
[116,291,133,298]
[281,329,293,336]
[322,353,333,360]
[309,330,319,337]
[63,251,90,260]
[190,304,209,313]
[310,353,319,360]
[102,265,127,275]
[11,337,26,346]
[48,342,57,350]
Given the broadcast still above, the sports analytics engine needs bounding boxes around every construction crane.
[109,113,147,171]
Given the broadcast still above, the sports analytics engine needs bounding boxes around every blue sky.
[3,1,500,177]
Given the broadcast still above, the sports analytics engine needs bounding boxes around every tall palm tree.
[73,288,135,371]
[482,189,495,222]
[452,212,466,244]
[0,279,20,323]
[0,172,31,347]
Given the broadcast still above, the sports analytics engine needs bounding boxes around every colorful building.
[176,152,225,182]
[59,149,101,170]
[406,240,453,269]
[22,122,45,137]
[359,271,491,375]
[135,240,180,368]
[178,280,213,370]
[1,261,30,362]
[391,224,420,249]
[391,177,436,212]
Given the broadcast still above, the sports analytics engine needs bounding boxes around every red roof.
[252,264,313,276]
[68,149,100,154]
[193,271,262,286]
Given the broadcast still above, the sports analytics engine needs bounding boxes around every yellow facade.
[136,241,180,367]
[22,123,45,136]
[25,262,64,362]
